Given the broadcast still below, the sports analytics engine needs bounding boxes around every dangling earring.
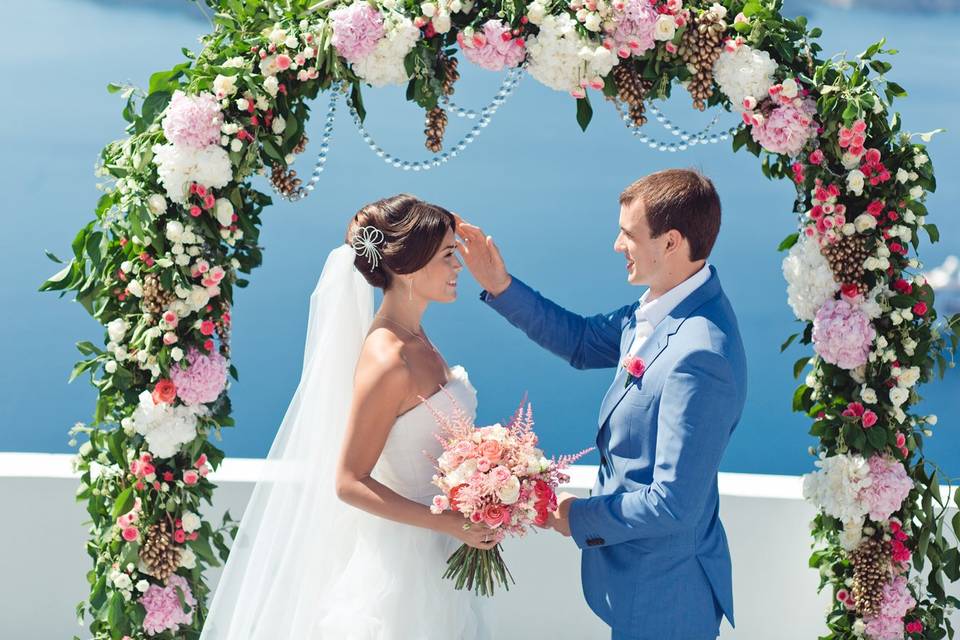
[407,277,413,301]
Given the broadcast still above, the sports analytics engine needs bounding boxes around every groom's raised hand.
[454,215,512,297]
[546,492,578,537]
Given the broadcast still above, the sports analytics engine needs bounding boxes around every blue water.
[2,0,957,476]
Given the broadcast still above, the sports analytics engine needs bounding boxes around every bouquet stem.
[442,543,515,597]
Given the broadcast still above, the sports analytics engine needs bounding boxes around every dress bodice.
[371,365,477,505]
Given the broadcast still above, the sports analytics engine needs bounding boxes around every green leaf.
[575,95,593,132]
[106,82,124,94]
[112,487,135,519]
[141,90,172,126]
[44,250,64,264]
[924,223,940,243]
[351,81,366,124]
[809,27,822,38]
[106,591,125,632]
[886,81,907,97]
[860,37,886,60]
[38,262,75,292]
[866,426,887,450]
[778,233,799,252]
[793,356,810,379]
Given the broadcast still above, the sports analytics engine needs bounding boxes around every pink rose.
[183,470,199,485]
[122,526,139,542]
[482,503,509,527]
[491,465,512,484]
[478,439,504,463]
[622,355,646,378]
[276,54,291,70]
[862,410,878,428]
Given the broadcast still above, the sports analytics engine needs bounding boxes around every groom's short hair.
[619,169,721,261]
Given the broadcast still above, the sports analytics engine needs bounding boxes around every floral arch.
[41,0,959,638]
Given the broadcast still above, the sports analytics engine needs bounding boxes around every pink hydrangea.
[169,347,228,405]
[864,575,916,640]
[860,455,913,522]
[458,20,526,71]
[750,98,818,157]
[812,298,876,369]
[140,574,196,636]
[162,91,223,149]
[330,2,385,63]
[609,0,658,58]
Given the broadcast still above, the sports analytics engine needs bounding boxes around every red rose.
[906,620,923,634]
[913,302,928,316]
[152,379,177,405]
[449,484,467,512]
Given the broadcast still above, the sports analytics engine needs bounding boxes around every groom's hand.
[548,492,578,537]
[454,215,512,297]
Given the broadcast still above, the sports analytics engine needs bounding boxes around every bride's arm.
[335,346,497,550]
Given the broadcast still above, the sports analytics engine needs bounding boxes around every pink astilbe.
[162,91,223,149]
[140,574,196,636]
[330,2,385,63]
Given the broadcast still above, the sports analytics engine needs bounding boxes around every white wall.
[1,454,955,639]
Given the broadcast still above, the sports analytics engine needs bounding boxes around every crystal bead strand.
[615,99,740,152]
[271,89,339,202]
[347,65,524,172]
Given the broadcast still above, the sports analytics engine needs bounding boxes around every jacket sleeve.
[567,349,737,547]
[480,276,632,370]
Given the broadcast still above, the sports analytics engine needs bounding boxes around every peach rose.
[478,439,504,464]
[482,503,509,528]
[152,379,177,404]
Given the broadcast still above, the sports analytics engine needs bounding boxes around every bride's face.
[410,227,462,302]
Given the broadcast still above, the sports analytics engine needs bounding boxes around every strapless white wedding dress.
[314,365,489,639]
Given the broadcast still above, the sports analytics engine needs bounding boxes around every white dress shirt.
[626,262,712,357]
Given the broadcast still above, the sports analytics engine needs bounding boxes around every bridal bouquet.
[429,399,591,596]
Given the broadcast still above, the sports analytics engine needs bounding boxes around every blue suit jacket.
[482,266,746,637]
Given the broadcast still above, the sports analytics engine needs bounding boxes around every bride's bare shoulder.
[354,327,412,391]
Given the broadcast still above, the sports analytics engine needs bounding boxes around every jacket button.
[586,537,605,547]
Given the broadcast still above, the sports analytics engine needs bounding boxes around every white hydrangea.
[802,452,871,525]
[712,44,778,112]
[152,143,233,204]
[131,390,207,459]
[526,14,615,95]
[353,15,420,87]
[782,235,839,321]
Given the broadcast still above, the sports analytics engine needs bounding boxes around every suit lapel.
[596,266,725,428]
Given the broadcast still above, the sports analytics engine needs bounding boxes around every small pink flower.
[862,411,878,428]
[276,54,291,70]
[906,620,923,634]
[195,453,207,468]
[122,526,139,542]
[895,432,906,447]
[200,320,216,336]
[162,311,178,327]
[174,529,187,543]
[183,470,199,485]
[622,355,646,379]
[809,149,824,165]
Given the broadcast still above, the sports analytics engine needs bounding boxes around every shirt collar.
[637,262,712,329]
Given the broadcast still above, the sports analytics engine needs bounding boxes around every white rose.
[584,12,602,31]
[165,220,185,243]
[496,476,521,505]
[213,74,237,98]
[846,170,865,196]
[235,98,249,111]
[433,12,451,33]
[181,512,202,533]
[105,360,118,374]
[179,547,197,570]
[653,14,677,40]
[899,366,921,388]
[927,414,938,425]
[909,185,924,199]
[841,223,855,236]
[915,153,928,166]
[527,1,545,24]
[214,198,235,227]
[107,318,128,342]
[171,347,185,362]
[889,386,909,407]
[136,580,150,593]
[271,115,286,134]
[781,78,798,99]
[853,214,876,233]
[285,35,298,49]
[450,0,463,11]
[853,619,866,636]
[896,168,910,184]
[147,194,167,215]
[864,257,879,271]
[860,387,877,404]
[230,138,242,152]
[263,76,279,97]
[420,1,437,16]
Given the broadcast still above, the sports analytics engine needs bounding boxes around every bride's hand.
[440,512,499,550]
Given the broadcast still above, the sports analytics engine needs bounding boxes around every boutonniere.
[621,355,646,388]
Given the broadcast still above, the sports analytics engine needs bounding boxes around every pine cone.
[679,6,727,111]
[850,539,891,618]
[270,163,302,199]
[292,136,308,155]
[424,107,448,153]
[141,273,175,316]
[611,63,655,127]
[440,54,459,97]
[139,520,182,584]
[820,235,872,295]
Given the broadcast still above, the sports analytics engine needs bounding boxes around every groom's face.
[615,199,662,286]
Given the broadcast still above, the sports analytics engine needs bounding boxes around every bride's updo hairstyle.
[346,194,456,290]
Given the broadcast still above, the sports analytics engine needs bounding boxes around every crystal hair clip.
[351,225,385,270]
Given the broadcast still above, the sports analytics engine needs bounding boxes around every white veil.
[200,244,373,639]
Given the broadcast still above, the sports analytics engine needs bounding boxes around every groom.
[457,169,747,640]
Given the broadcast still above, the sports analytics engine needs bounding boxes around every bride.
[200,194,494,639]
